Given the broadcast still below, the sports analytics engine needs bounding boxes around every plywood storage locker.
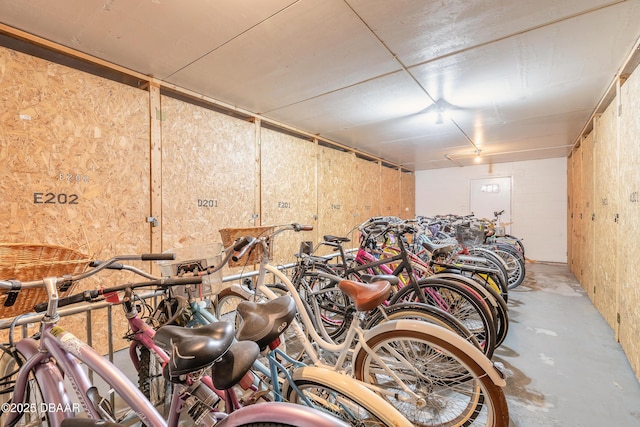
[567,151,573,269]
[0,46,151,352]
[581,132,595,301]
[159,95,257,270]
[593,102,619,330]
[317,146,361,243]
[569,142,583,280]
[618,69,640,377]
[401,170,416,219]
[260,127,318,263]
[349,157,382,249]
[380,164,402,218]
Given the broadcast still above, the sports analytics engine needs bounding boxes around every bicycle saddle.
[236,295,297,350]
[338,279,391,312]
[323,235,350,243]
[211,340,260,390]
[421,240,456,257]
[154,321,234,379]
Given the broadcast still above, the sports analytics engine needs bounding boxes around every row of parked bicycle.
[0,213,525,427]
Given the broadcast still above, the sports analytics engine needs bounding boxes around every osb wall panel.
[159,96,257,270]
[0,46,150,353]
[570,143,583,281]
[317,147,360,244]
[348,158,381,248]
[260,128,317,263]
[401,171,416,219]
[581,132,595,300]
[618,70,640,381]
[567,153,574,274]
[381,165,401,218]
[593,102,619,330]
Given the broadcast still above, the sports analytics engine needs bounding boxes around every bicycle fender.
[285,365,414,427]
[215,401,350,427]
[224,282,255,299]
[14,338,73,426]
[362,319,507,387]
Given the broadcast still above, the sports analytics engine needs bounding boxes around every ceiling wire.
[342,0,480,153]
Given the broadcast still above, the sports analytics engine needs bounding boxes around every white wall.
[415,157,567,263]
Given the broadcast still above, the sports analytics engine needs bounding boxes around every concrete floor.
[497,262,640,427]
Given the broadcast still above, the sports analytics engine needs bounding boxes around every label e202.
[33,192,79,205]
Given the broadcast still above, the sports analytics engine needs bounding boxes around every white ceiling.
[1,0,640,170]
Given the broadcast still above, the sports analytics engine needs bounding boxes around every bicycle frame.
[256,262,429,404]
[6,278,167,427]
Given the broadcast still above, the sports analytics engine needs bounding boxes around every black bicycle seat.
[154,322,234,378]
[211,340,260,390]
[323,235,351,243]
[236,295,297,350]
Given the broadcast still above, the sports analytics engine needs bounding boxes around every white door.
[469,177,512,234]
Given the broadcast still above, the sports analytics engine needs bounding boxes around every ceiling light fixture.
[421,99,455,124]
[474,149,482,163]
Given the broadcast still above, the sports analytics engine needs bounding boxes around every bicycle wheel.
[389,277,497,358]
[0,347,48,427]
[353,328,509,427]
[291,263,352,343]
[216,287,252,327]
[137,347,171,417]
[363,303,481,351]
[431,272,509,349]
[491,245,526,290]
[285,379,389,426]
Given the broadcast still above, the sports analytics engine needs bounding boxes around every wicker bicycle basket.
[455,223,487,247]
[0,243,92,319]
[219,226,274,267]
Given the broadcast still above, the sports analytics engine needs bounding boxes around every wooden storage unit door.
[350,157,382,250]
[401,170,416,219]
[593,103,619,330]
[159,96,257,256]
[570,142,583,280]
[0,46,151,353]
[618,69,640,381]
[317,147,360,245]
[381,164,402,218]
[260,128,317,263]
[581,132,596,301]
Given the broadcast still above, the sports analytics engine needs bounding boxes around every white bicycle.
[217,224,510,427]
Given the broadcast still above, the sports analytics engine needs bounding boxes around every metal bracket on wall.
[146,216,159,227]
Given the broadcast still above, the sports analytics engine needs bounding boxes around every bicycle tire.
[363,303,481,351]
[465,248,510,296]
[137,346,171,418]
[291,262,353,343]
[216,288,252,327]
[231,424,297,427]
[495,235,525,257]
[353,328,509,427]
[0,347,48,427]
[492,245,526,290]
[389,277,497,358]
[285,379,390,426]
[432,272,509,349]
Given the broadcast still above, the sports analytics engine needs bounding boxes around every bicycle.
[225,223,510,427]
[151,244,415,427]
[294,219,501,357]
[0,251,350,427]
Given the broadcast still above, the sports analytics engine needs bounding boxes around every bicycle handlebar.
[0,253,176,292]
[32,275,207,313]
[230,223,313,263]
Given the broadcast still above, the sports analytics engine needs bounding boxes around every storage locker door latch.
[146,216,159,227]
